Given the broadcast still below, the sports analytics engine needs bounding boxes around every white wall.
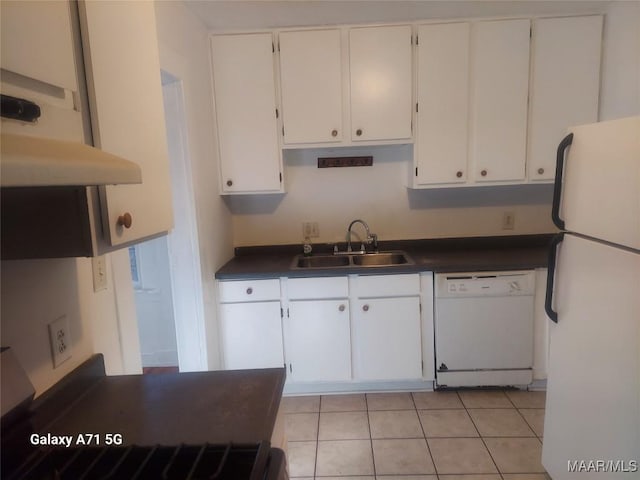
[154,1,233,369]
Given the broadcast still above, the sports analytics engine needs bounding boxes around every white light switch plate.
[49,315,72,368]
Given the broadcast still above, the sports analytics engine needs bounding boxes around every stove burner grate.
[8,442,270,480]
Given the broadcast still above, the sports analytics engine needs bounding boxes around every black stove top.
[6,442,278,480]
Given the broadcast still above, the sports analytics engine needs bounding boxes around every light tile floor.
[283,390,548,480]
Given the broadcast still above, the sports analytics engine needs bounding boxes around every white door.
[559,116,640,250]
[349,25,413,142]
[528,15,602,182]
[352,297,422,380]
[543,233,640,478]
[279,29,343,144]
[470,19,530,182]
[210,33,282,193]
[219,302,284,370]
[415,22,470,185]
[285,299,351,382]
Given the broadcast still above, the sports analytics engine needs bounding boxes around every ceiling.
[184,1,611,31]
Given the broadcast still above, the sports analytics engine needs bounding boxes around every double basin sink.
[292,251,414,269]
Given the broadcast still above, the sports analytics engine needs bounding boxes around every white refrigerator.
[542,116,640,478]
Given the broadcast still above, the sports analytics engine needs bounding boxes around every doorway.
[131,70,207,373]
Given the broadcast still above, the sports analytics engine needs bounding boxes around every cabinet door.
[415,23,470,185]
[471,19,530,182]
[528,16,602,182]
[352,297,422,380]
[1,0,77,91]
[211,33,283,194]
[279,29,343,144]
[285,299,351,382]
[80,1,173,246]
[349,25,413,142]
[220,301,284,370]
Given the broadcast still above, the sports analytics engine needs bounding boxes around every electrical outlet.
[302,222,320,238]
[92,255,107,292]
[48,315,72,368]
[502,211,516,230]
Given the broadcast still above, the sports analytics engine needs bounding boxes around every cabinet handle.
[226,179,233,187]
[117,212,133,229]
[537,167,545,175]
[456,171,463,178]
[246,287,253,295]
[480,169,488,177]
[356,129,363,137]
[338,304,345,312]
[362,304,369,312]
[331,129,338,137]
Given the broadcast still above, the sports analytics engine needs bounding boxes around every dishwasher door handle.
[545,233,564,323]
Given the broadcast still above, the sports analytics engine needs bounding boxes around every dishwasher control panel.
[436,270,535,297]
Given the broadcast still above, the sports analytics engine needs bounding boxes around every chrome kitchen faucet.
[344,219,378,253]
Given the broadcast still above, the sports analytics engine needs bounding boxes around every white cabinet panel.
[287,276,349,300]
[210,33,283,194]
[353,273,420,297]
[349,25,413,142]
[80,1,173,246]
[1,0,77,91]
[220,301,284,369]
[352,296,422,381]
[528,16,602,182]
[285,299,351,382]
[415,23,470,185]
[471,19,530,183]
[279,29,343,144]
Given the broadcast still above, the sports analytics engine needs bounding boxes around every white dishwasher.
[434,270,535,388]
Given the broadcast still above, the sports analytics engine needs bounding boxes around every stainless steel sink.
[292,251,413,269]
[295,255,350,268]
[352,252,410,266]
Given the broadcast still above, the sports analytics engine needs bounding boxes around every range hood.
[1,133,142,187]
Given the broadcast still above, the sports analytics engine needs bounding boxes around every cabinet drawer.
[354,274,420,297]
[218,279,280,303]
[287,277,348,299]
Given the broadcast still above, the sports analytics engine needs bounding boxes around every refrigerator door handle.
[551,133,574,230]
[545,233,564,323]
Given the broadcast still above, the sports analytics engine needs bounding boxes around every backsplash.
[225,145,556,247]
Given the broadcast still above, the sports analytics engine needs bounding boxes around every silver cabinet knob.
[480,169,488,177]
[226,179,233,187]
[356,128,363,136]
[331,129,338,137]
[456,171,463,178]
[338,304,345,312]
[246,287,253,295]
[362,304,369,312]
[538,167,545,175]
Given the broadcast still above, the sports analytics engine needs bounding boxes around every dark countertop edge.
[215,233,555,280]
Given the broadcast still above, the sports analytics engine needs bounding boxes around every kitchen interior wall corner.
[0,256,125,396]
[154,0,233,370]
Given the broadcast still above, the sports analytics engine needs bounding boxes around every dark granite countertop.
[28,355,286,446]
[215,234,555,280]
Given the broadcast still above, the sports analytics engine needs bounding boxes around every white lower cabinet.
[219,302,284,370]
[352,296,422,381]
[285,299,352,382]
[218,279,284,370]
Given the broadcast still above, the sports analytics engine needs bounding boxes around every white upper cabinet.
[210,33,283,194]
[470,19,531,183]
[349,25,413,142]
[528,15,602,182]
[278,29,343,145]
[1,1,77,91]
[414,23,470,186]
[80,1,173,246]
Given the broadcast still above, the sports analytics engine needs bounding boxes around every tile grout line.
[464,390,506,478]
[412,391,440,478]
[364,393,377,479]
